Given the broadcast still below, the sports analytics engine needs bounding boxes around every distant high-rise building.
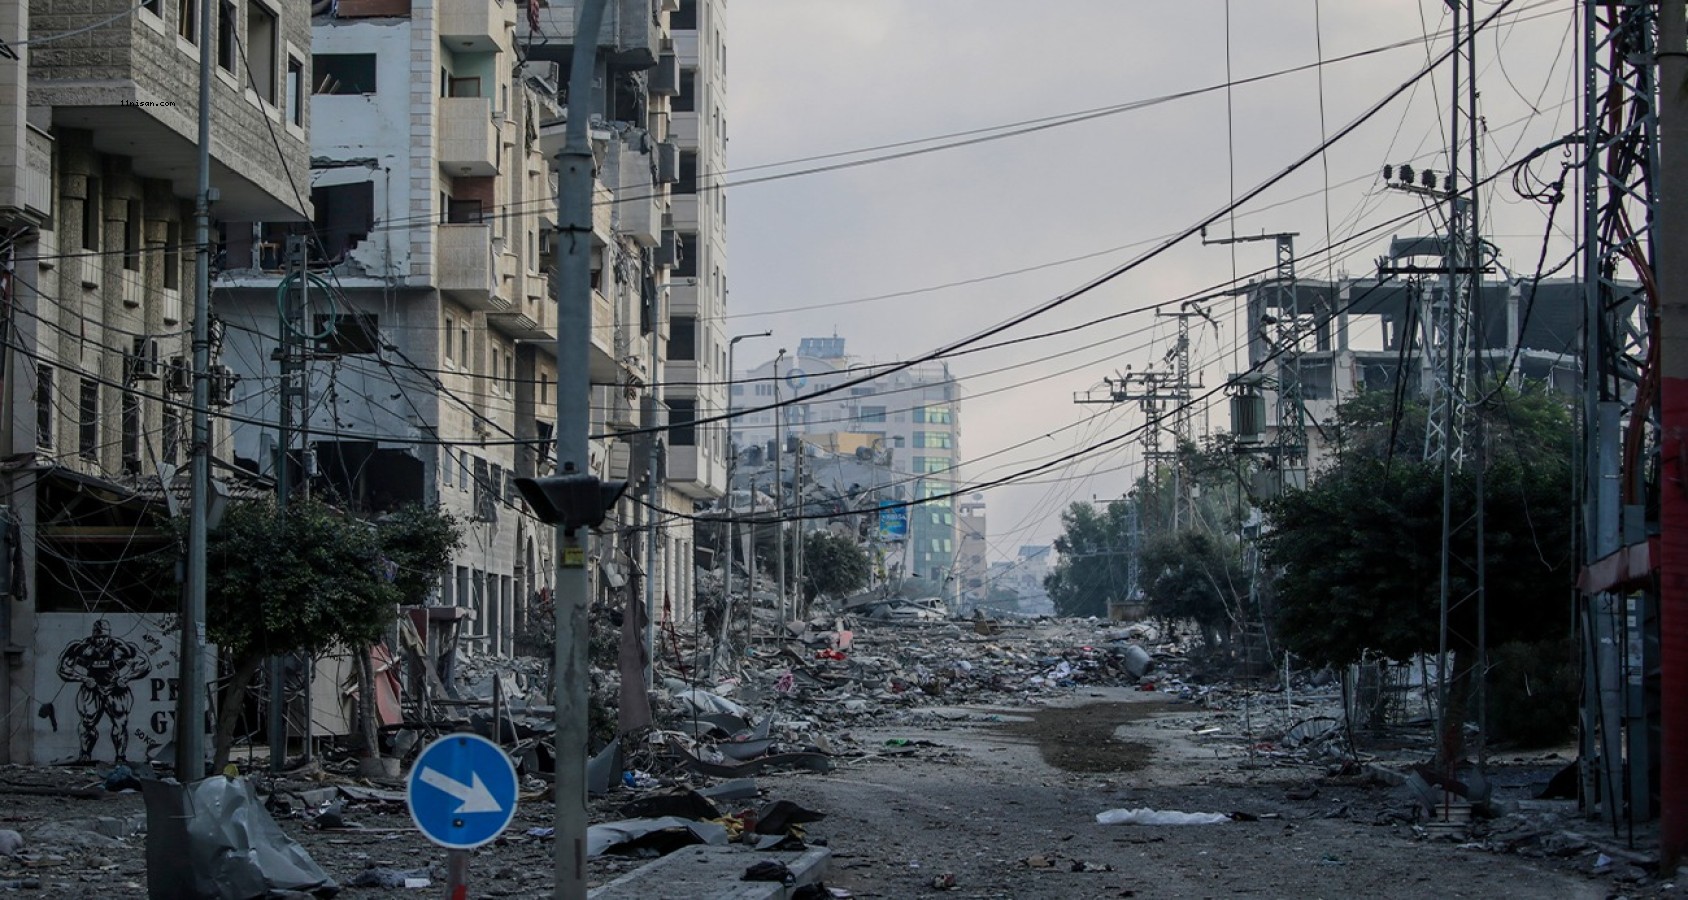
[731,339,963,606]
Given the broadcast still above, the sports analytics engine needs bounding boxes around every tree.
[1262,386,1576,759]
[1138,529,1248,648]
[159,497,460,769]
[798,531,870,608]
[1044,500,1134,618]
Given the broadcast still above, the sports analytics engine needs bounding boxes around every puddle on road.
[987,702,1164,773]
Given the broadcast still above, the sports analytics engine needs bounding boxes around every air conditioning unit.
[656,229,680,268]
[127,337,162,381]
[209,365,238,407]
[165,356,193,394]
[656,141,679,184]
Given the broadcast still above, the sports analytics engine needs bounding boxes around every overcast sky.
[721,0,1581,563]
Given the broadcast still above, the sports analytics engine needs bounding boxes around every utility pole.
[1074,368,1184,523]
[1656,0,1686,871]
[175,0,216,783]
[793,445,804,619]
[553,1,608,895]
[267,235,312,772]
[718,331,769,669]
[773,349,787,629]
[1202,230,1302,479]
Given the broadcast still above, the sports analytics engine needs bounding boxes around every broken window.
[672,0,696,30]
[674,231,697,278]
[313,312,381,355]
[309,181,374,261]
[312,53,376,94]
[674,69,696,112]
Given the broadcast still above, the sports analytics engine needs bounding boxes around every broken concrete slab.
[588,845,829,900]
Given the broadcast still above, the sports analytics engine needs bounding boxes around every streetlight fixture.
[719,330,770,668]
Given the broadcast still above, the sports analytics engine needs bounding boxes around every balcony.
[588,289,618,381]
[438,0,512,52]
[439,97,499,177]
[606,142,660,247]
[0,126,52,225]
[31,1,308,220]
[437,224,499,308]
[667,444,723,500]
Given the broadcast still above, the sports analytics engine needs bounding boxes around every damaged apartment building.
[211,0,728,683]
[0,0,313,764]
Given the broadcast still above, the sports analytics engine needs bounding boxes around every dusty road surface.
[0,631,1671,899]
[760,689,1634,900]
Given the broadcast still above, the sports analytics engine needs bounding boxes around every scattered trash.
[1095,808,1232,826]
[742,860,795,884]
[347,866,435,889]
[142,776,338,899]
[586,817,729,858]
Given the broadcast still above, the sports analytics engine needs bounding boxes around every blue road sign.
[407,733,519,849]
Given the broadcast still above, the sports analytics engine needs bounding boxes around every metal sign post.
[406,733,520,898]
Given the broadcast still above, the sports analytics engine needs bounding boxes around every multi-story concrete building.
[1,0,312,764]
[216,0,578,664]
[955,496,987,610]
[1235,241,1594,475]
[523,0,731,625]
[731,337,963,606]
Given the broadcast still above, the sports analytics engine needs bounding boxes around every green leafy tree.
[1263,386,1576,758]
[1139,529,1248,648]
[163,497,460,769]
[799,531,871,608]
[1044,500,1134,618]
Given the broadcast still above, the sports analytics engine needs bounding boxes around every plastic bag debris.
[142,776,338,899]
[1095,808,1231,826]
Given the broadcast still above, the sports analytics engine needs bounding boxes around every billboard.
[877,501,908,541]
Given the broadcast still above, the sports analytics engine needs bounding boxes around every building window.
[177,0,196,42]
[313,313,380,355]
[309,181,374,260]
[80,178,100,252]
[677,151,697,194]
[540,373,549,405]
[669,316,696,361]
[914,431,952,450]
[247,1,277,104]
[443,316,455,364]
[674,231,698,278]
[286,56,304,125]
[312,53,376,94]
[142,0,162,18]
[123,200,142,271]
[458,324,469,369]
[673,0,697,30]
[668,399,696,446]
[121,393,142,476]
[35,366,53,449]
[217,0,236,73]
[674,69,696,112]
[78,378,99,461]
[162,408,181,466]
[163,221,181,290]
[857,405,886,424]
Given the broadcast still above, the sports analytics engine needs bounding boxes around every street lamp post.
[719,331,770,669]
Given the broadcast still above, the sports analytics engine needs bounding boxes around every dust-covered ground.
[0,627,1678,899]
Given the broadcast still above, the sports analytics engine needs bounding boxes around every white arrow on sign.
[419,767,503,815]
